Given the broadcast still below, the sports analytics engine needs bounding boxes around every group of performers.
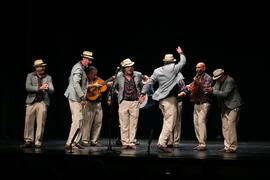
[20,45,243,153]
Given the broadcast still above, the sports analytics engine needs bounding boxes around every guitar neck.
[100,77,113,86]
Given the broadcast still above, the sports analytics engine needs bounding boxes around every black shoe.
[116,139,122,146]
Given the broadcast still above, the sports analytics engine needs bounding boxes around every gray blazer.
[64,62,88,102]
[213,75,243,110]
[108,71,144,104]
[141,53,186,101]
[25,72,54,106]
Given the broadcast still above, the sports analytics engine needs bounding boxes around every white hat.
[121,58,135,67]
[81,51,94,59]
[163,54,176,62]
[213,68,225,80]
[33,59,47,67]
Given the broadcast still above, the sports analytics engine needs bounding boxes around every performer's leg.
[118,100,130,146]
[91,102,103,145]
[35,101,47,147]
[129,101,140,146]
[24,103,36,144]
[66,99,84,146]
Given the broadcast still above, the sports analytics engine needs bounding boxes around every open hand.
[176,45,183,54]
[139,94,146,104]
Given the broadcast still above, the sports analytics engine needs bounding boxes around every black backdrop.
[1,1,269,142]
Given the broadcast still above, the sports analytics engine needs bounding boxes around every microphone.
[114,66,120,75]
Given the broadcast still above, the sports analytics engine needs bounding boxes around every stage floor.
[1,139,270,179]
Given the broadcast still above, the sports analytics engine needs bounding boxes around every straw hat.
[33,59,47,67]
[213,68,225,80]
[81,51,94,59]
[163,54,176,62]
[121,58,135,68]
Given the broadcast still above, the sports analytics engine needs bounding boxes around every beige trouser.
[193,103,211,147]
[222,107,240,151]
[66,99,84,146]
[24,101,47,146]
[158,96,177,147]
[82,101,103,144]
[168,101,183,145]
[118,100,140,146]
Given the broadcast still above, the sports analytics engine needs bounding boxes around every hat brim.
[82,55,94,59]
[122,62,135,67]
[163,59,176,62]
[33,63,47,67]
[213,74,223,80]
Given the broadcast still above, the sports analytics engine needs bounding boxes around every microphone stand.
[147,129,154,155]
[106,68,121,153]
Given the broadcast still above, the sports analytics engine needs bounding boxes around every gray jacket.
[108,71,144,104]
[64,62,88,102]
[25,72,54,106]
[141,53,186,101]
[213,75,243,110]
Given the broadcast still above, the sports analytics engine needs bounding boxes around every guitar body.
[189,82,199,102]
[86,79,107,101]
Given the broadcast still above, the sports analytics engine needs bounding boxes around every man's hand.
[176,45,183,54]
[107,81,113,87]
[139,94,146,104]
[107,100,111,106]
[40,83,49,90]
[81,100,86,106]
[178,92,185,97]
[186,84,192,91]
[88,82,102,88]
[204,87,213,94]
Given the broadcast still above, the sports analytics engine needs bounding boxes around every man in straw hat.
[20,59,55,148]
[108,58,147,150]
[64,50,94,149]
[139,45,186,153]
[204,69,243,153]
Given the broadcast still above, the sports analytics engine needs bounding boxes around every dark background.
[1,1,269,142]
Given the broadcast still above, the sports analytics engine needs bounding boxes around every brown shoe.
[226,148,236,153]
[121,145,129,149]
[173,144,180,148]
[91,142,102,147]
[35,144,42,148]
[20,142,33,148]
[65,144,78,150]
[196,146,207,151]
[75,144,85,149]
[158,144,171,153]
[218,148,227,152]
[129,145,136,150]
[81,142,90,147]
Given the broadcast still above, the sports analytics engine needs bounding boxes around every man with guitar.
[186,62,213,151]
[81,66,113,147]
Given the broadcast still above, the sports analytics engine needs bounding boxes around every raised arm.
[175,45,186,72]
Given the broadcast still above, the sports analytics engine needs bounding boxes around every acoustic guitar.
[86,77,113,101]
[189,72,200,102]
